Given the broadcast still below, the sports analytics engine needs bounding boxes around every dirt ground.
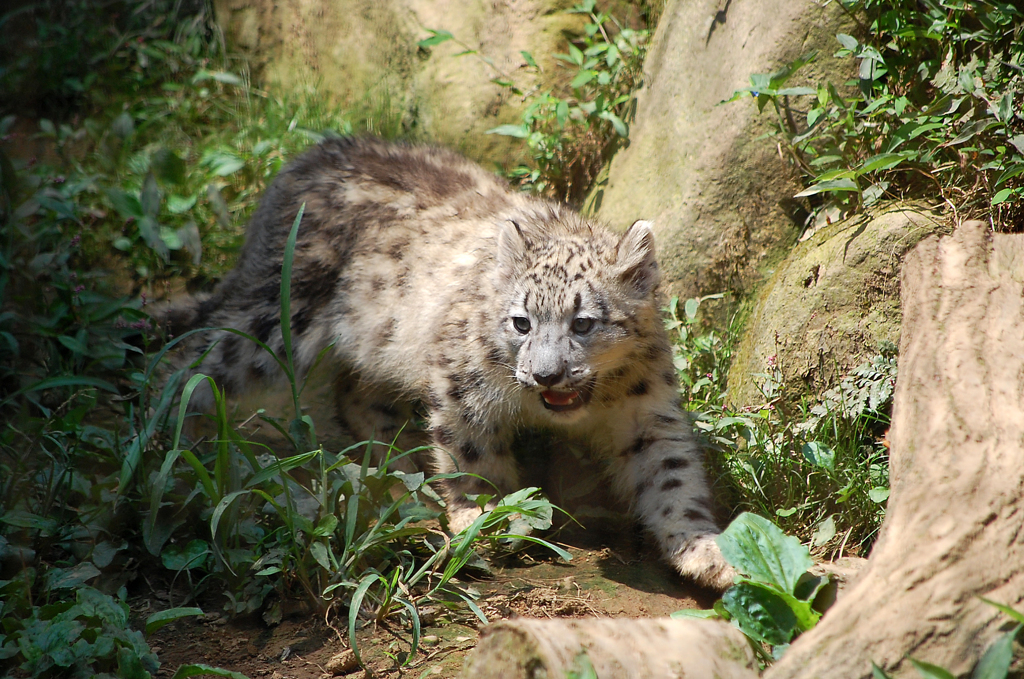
[148,530,718,679]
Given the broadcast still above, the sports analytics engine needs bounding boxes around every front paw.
[671,534,736,591]
[447,505,484,534]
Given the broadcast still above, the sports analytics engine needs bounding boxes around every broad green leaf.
[992,188,1014,205]
[716,512,812,592]
[161,539,210,571]
[836,33,858,51]
[802,441,835,470]
[972,626,1019,679]
[571,70,597,88]
[310,541,332,570]
[145,607,204,636]
[811,515,836,547]
[106,188,145,219]
[869,487,890,503]
[721,581,798,646]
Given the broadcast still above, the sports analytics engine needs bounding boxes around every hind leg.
[332,369,430,473]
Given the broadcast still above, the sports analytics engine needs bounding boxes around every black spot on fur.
[623,436,652,456]
[253,314,277,344]
[636,478,653,496]
[434,426,454,446]
[628,380,649,396]
[459,442,482,463]
[220,336,240,372]
[662,370,677,386]
[660,478,683,492]
[662,457,690,470]
[684,508,712,522]
[654,414,680,425]
[387,238,409,261]
[661,506,673,518]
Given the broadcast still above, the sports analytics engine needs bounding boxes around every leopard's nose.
[533,369,565,387]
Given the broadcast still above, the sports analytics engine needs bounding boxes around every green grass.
[0,2,566,676]
[668,295,892,558]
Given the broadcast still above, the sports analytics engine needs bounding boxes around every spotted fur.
[164,136,734,589]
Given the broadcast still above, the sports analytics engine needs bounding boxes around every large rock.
[212,0,586,163]
[726,205,943,408]
[591,0,854,297]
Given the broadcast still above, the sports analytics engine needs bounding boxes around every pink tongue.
[542,390,578,406]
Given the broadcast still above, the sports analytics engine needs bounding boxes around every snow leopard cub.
[164,136,734,589]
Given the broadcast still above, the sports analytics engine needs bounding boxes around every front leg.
[430,410,520,534]
[605,407,736,590]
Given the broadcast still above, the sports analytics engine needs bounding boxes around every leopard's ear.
[616,220,660,295]
[496,219,531,276]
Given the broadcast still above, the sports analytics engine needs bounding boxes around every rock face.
[591,0,853,298]
[726,206,942,408]
[212,0,586,163]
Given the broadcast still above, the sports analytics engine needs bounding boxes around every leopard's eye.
[512,316,531,334]
[571,317,595,335]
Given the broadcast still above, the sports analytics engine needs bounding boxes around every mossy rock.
[726,204,945,408]
[589,0,856,298]
[212,0,587,165]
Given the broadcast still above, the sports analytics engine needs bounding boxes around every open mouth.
[540,382,594,413]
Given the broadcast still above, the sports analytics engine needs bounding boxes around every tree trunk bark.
[459,617,758,679]
[768,220,1024,678]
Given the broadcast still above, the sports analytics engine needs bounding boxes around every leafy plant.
[669,296,893,555]
[422,0,651,204]
[730,0,1024,229]
[672,513,833,663]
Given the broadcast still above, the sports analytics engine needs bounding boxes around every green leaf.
[486,124,530,138]
[201,150,245,177]
[111,111,135,139]
[106,188,145,219]
[909,657,956,679]
[418,29,454,47]
[571,70,597,88]
[669,608,719,620]
[161,539,210,571]
[972,626,1019,679]
[521,50,537,68]
[802,441,835,471]
[992,188,1014,205]
[872,663,894,679]
[170,664,250,679]
[310,542,331,570]
[978,598,1024,625]
[811,515,836,547]
[151,148,187,184]
[721,581,798,646]
[868,487,890,503]
[145,607,204,636]
[836,33,858,51]
[794,178,859,197]
[716,512,812,592]
[857,153,907,176]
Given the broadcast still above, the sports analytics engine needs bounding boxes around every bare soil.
[147,530,717,679]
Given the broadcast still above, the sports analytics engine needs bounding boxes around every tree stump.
[459,617,758,679]
[768,220,1024,678]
